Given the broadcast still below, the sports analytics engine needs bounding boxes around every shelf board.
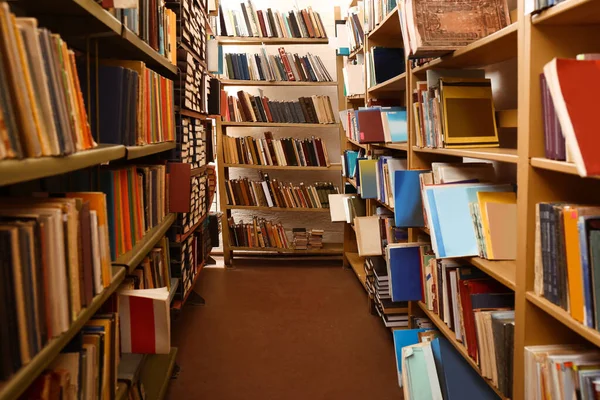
[220,79,337,87]
[346,94,365,102]
[530,157,596,178]
[412,146,518,163]
[417,302,508,399]
[225,205,331,212]
[419,227,431,235]
[347,138,369,149]
[0,266,126,400]
[125,142,176,160]
[349,45,364,60]
[372,142,409,151]
[346,177,357,189]
[173,261,206,310]
[222,121,339,128]
[231,242,343,254]
[368,72,406,93]
[177,108,215,120]
[122,27,178,77]
[346,252,367,291]
[527,292,600,348]
[139,347,178,400]
[367,6,401,41]
[412,23,518,73]
[376,198,394,212]
[533,0,600,24]
[216,36,329,45]
[223,163,341,171]
[0,144,126,187]
[191,165,210,177]
[114,213,176,273]
[465,257,516,290]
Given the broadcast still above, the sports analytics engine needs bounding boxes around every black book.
[271,102,282,123]
[249,97,263,122]
[254,96,268,122]
[0,229,19,378]
[208,78,221,115]
[289,102,301,123]
[254,54,265,80]
[306,138,318,166]
[231,54,241,80]
[219,4,229,36]
[288,11,301,38]
[266,9,278,38]
[282,139,296,166]
[293,102,306,123]
[298,98,311,122]
[240,54,250,81]
[225,54,234,79]
[302,57,317,82]
[274,57,287,81]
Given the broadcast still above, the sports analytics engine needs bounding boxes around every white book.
[90,210,104,295]
[261,181,274,207]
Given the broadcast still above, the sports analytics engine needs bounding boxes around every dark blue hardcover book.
[470,293,515,310]
[302,57,317,82]
[255,54,265,80]
[122,69,133,146]
[372,47,405,84]
[241,54,250,80]
[231,54,240,80]
[97,66,124,144]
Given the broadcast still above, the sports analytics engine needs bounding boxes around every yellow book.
[477,191,517,260]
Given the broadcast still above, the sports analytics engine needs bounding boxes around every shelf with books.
[366,6,400,42]
[217,36,329,45]
[372,142,409,151]
[224,163,341,171]
[466,257,516,290]
[0,266,126,400]
[346,252,368,290]
[114,213,177,273]
[191,165,210,177]
[222,121,339,128]
[367,72,406,93]
[529,157,595,178]
[349,45,364,60]
[177,108,214,120]
[532,0,600,25]
[526,292,600,348]
[176,212,209,243]
[231,242,343,254]
[172,260,206,310]
[412,146,518,164]
[0,144,126,187]
[125,142,177,160]
[412,22,518,74]
[347,138,369,150]
[224,205,331,212]
[346,94,365,102]
[220,79,338,87]
[417,301,508,400]
[139,347,178,400]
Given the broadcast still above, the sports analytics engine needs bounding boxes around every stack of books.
[293,228,308,250]
[365,256,410,328]
[0,7,97,160]
[170,115,209,169]
[364,0,398,33]
[125,238,171,289]
[225,176,338,209]
[217,2,327,39]
[86,60,175,146]
[223,91,336,124]
[228,216,290,249]
[222,133,331,167]
[412,69,499,149]
[169,233,196,296]
[308,229,324,249]
[223,49,332,82]
[177,49,210,113]
[167,0,207,62]
[340,107,408,143]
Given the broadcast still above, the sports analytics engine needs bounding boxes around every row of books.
[412,69,499,149]
[340,107,408,144]
[222,133,331,167]
[170,116,210,169]
[293,228,323,250]
[217,2,327,39]
[125,237,171,290]
[176,174,208,237]
[223,91,336,124]
[100,166,167,260]
[328,193,366,225]
[177,49,211,114]
[366,47,405,88]
[0,6,97,159]
[0,194,113,379]
[397,0,511,58]
[364,0,397,33]
[534,202,600,330]
[223,50,332,82]
[168,0,207,62]
[542,55,600,177]
[344,4,364,52]
[228,216,290,249]
[342,62,365,96]
[90,61,175,146]
[225,176,338,209]
[346,208,410,256]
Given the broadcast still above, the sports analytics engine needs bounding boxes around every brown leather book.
[264,132,278,165]
[167,163,191,213]
[301,10,315,38]
[257,11,268,37]
[315,138,327,166]
[261,97,273,122]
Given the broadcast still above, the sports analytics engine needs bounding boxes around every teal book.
[393,328,432,386]
[386,108,408,142]
[403,342,443,400]
[358,159,378,199]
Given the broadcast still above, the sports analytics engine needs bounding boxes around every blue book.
[394,170,427,227]
[392,328,432,386]
[97,66,124,145]
[385,108,408,142]
[431,337,499,400]
[345,150,359,178]
[386,243,427,302]
[372,47,405,84]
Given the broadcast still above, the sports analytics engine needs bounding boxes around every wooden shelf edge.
[0,267,126,400]
[225,205,331,212]
[466,257,516,290]
[530,157,595,178]
[175,212,208,243]
[366,6,399,40]
[125,142,176,160]
[223,163,342,171]
[412,146,518,163]
[114,213,176,272]
[346,252,368,291]
[347,138,368,149]
[532,0,600,25]
[368,72,406,93]
[349,45,364,59]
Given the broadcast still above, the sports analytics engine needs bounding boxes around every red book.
[119,169,132,252]
[168,163,192,213]
[257,11,268,37]
[261,96,273,122]
[277,47,295,81]
[356,108,385,143]
[314,138,326,166]
[220,90,229,121]
[301,10,315,38]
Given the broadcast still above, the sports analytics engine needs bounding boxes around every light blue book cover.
[425,183,513,258]
[345,151,359,178]
[404,345,434,400]
[392,329,432,387]
[394,170,427,227]
[359,159,378,199]
[386,108,408,142]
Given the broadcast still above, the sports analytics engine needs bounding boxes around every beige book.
[354,216,382,256]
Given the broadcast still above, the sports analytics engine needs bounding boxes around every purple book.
[540,74,566,160]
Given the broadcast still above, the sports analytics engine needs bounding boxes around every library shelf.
[222,121,339,128]
[368,72,406,93]
[114,213,177,273]
[367,6,400,41]
[117,382,128,400]
[121,26,178,77]
[349,45,364,60]
[126,142,176,160]
[168,278,180,303]
[372,142,409,151]
[139,347,178,400]
[466,257,516,290]
[231,242,344,254]
[347,138,368,149]
[176,212,209,243]
[412,22,518,73]
[529,157,594,178]
[191,165,210,177]
[224,205,331,212]
[416,301,508,400]
[0,266,126,400]
[346,94,365,101]
[216,36,329,45]
[346,252,368,291]
[532,0,600,25]
[346,177,357,189]
[526,292,600,348]
[0,144,126,187]
[412,146,518,163]
[223,163,342,171]
[220,79,338,87]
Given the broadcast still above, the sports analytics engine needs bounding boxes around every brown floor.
[166,261,403,400]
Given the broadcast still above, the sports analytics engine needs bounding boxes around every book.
[227,216,291,249]
[355,216,382,256]
[387,242,430,302]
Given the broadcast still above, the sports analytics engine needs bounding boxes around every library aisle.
[167,263,403,399]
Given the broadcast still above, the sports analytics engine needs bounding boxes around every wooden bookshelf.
[126,142,176,160]
[231,242,343,254]
[349,45,364,60]
[221,121,339,128]
[220,79,338,87]
[346,252,367,290]
[224,205,331,212]
[347,94,365,101]
[417,302,508,400]
[191,165,210,177]
[139,347,178,400]
[172,260,206,310]
[376,199,394,213]
[412,146,518,163]
[367,6,400,41]
[0,267,126,400]
[217,36,329,45]
[466,257,516,290]
[114,213,177,273]
[347,138,368,149]
[532,0,600,25]
[372,142,409,151]
[223,163,341,171]
[177,108,214,120]
[368,72,406,93]
[529,157,591,177]
[176,212,209,243]
[0,144,126,187]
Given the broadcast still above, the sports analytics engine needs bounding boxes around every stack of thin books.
[293,228,308,250]
[308,229,324,249]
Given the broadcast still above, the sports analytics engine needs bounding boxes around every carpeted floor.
[167,261,403,400]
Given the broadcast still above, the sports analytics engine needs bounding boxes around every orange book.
[564,206,584,323]
[119,169,133,252]
[112,171,125,256]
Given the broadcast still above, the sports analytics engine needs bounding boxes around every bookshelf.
[126,142,177,160]
[223,163,342,171]
[217,36,329,45]
[224,205,332,212]
[139,347,178,400]
[220,79,338,87]
[221,121,339,128]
